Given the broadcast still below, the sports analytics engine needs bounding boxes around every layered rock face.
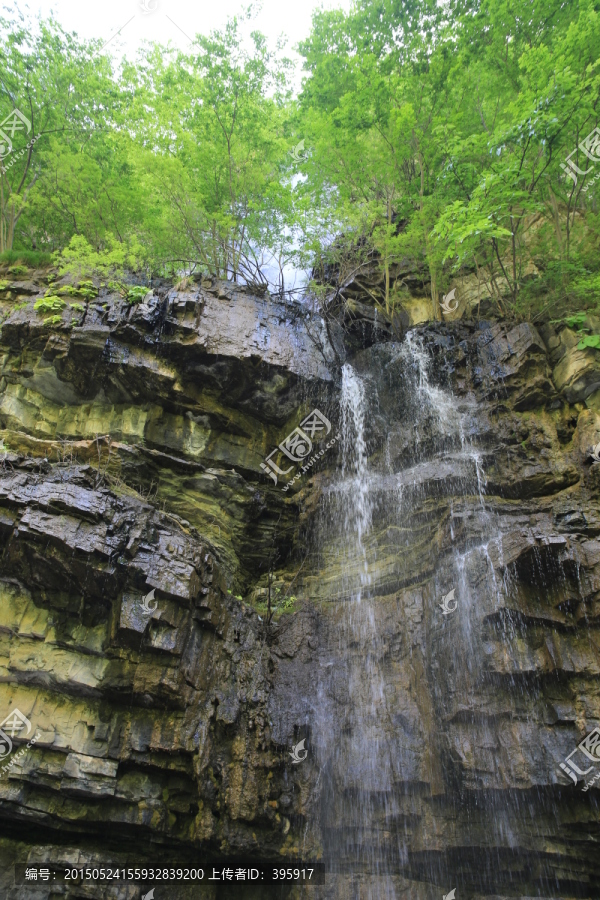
[1,271,600,898]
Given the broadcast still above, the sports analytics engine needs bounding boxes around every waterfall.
[308,331,560,897]
[340,363,372,571]
[312,361,400,898]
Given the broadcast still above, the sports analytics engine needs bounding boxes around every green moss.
[0,300,28,328]
[44,314,64,326]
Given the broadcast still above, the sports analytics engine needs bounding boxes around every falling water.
[307,330,579,897]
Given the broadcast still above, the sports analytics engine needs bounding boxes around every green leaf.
[34,296,66,313]
[126,286,151,304]
[565,313,588,329]
[577,334,600,351]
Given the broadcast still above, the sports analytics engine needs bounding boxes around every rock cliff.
[1,269,600,898]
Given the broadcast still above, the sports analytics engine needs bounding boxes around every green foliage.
[254,586,298,620]
[76,280,98,298]
[56,281,97,299]
[126,286,151,305]
[34,296,66,313]
[275,594,297,615]
[69,302,85,312]
[564,313,588,329]
[54,235,146,281]
[294,0,600,319]
[8,265,29,276]
[0,251,53,267]
[578,335,600,350]
[0,280,10,291]
[2,2,600,322]
[43,315,63,326]
[108,281,127,297]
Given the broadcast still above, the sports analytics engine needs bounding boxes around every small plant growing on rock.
[255,571,299,627]
[8,265,28,276]
[69,302,85,312]
[76,280,98,299]
[126,285,151,305]
[577,334,600,351]
[564,313,588,329]
[106,282,150,304]
[44,314,64,326]
[108,280,127,296]
[56,281,97,300]
[34,296,66,314]
[554,313,600,352]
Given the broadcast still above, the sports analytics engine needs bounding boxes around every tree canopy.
[1,0,599,320]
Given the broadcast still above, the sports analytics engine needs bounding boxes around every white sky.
[9,0,353,89]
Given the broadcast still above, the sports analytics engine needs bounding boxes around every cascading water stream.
[307,331,569,897]
[312,362,401,898]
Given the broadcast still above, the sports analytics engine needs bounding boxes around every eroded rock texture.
[1,272,600,898]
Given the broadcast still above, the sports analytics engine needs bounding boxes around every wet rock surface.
[1,278,600,897]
